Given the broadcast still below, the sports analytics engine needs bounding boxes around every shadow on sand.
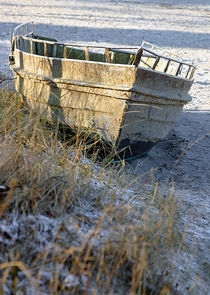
[0,21,209,49]
[129,110,210,192]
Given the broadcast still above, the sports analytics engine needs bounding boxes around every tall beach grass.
[0,86,193,294]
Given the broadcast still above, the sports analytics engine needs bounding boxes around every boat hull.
[11,49,193,159]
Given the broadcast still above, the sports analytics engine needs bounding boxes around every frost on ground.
[0,0,210,294]
[0,164,202,294]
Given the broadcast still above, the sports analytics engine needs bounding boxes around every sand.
[0,0,209,293]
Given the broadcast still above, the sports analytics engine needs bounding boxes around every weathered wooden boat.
[9,21,195,159]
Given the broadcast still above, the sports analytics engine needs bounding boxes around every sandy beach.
[0,0,209,293]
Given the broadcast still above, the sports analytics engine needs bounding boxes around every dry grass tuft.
[0,87,189,294]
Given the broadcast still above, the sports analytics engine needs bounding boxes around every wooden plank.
[44,42,47,56]
[189,67,195,79]
[105,48,111,63]
[185,65,191,79]
[85,46,89,60]
[152,56,160,70]
[133,48,143,66]
[63,45,67,58]
[175,63,182,76]
[164,60,170,73]
[30,39,33,54]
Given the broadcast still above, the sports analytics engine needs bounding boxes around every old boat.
[9,21,195,159]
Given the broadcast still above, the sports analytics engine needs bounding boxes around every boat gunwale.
[12,47,195,84]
